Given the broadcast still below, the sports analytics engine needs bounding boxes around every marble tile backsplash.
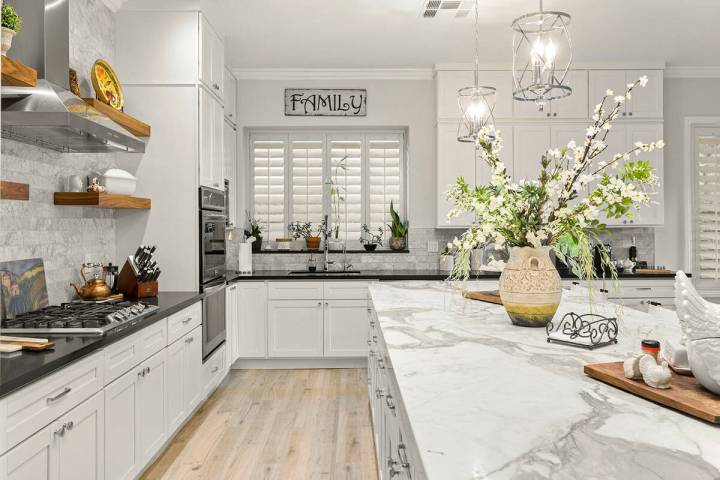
[227,226,655,272]
[0,0,117,304]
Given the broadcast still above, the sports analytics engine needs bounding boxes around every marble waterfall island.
[368,281,720,480]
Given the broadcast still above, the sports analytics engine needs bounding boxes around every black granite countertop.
[227,269,681,281]
[0,291,204,399]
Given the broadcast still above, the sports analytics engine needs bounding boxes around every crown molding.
[434,61,667,72]
[231,68,434,81]
[664,66,720,78]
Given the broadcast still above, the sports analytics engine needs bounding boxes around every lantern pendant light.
[457,0,496,143]
[511,0,572,111]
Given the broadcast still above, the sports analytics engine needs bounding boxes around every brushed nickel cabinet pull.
[47,386,72,403]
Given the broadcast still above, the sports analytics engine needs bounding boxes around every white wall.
[658,78,720,271]
[236,78,436,228]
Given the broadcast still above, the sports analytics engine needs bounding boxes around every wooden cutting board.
[463,290,503,305]
[584,361,720,424]
[0,335,55,351]
[634,268,674,275]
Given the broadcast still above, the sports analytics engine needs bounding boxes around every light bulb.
[544,39,556,68]
[466,98,487,121]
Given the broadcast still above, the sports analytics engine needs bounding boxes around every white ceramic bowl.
[688,337,720,396]
[99,168,137,195]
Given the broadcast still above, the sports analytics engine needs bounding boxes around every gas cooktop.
[0,300,159,336]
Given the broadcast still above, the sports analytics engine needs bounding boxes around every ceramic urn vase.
[498,246,561,327]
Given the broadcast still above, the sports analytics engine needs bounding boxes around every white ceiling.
[201,0,720,70]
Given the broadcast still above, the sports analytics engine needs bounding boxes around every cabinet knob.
[182,316,192,324]
[211,366,219,373]
[386,395,396,410]
[622,112,627,116]
[54,425,66,436]
[213,83,220,90]
[397,443,410,469]
[629,112,633,116]
[317,302,322,306]
[546,113,551,117]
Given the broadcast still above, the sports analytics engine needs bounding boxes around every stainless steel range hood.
[1,0,145,153]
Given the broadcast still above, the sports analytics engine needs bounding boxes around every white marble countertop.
[369,281,720,480]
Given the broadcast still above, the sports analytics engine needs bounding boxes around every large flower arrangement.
[446,77,664,281]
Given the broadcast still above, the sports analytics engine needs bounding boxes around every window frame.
[248,128,407,243]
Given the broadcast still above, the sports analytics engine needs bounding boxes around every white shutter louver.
[329,137,363,242]
[252,136,286,241]
[695,130,720,282]
[368,136,403,233]
[290,138,324,226]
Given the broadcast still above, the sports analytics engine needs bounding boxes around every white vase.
[439,255,454,272]
[1,27,16,56]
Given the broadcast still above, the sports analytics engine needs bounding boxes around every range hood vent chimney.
[1,0,145,153]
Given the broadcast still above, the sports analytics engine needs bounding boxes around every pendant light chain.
[473,0,479,87]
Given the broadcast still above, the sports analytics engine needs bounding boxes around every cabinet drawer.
[167,302,202,345]
[203,344,226,397]
[104,319,167,385]
[610,284,675,299]
[268,281,324,300]
[1,352,103,454]
[323,281,369,300]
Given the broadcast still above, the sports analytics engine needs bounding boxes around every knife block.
[117,260,158,299]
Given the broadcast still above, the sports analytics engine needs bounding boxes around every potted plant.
[388,200,408,251]
[244,212,263,253]
[446,76,663,328]
[1,3,22,56]
[439,246,455,272]
[289,221,318,250]
[288,221,307,250]
[325,156,347,250]
[360,224,384,251]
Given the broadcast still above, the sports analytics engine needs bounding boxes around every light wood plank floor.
[141,369,378,480]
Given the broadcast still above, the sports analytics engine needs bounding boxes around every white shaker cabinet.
[184,327,205,412]
[268,300,324,357]
[4,393,105,480]
[324,300,369,357]
[225,283,239,366]
[237,282,269,358]
[512,125,550,181]
[199,87,224,189]
[164,326,204,437]
[104,349,167,480]
[436,122,476,228]
[199,14,224,100]
[224,68,237,125]
[224,119,238,227]
[589,70,662,118]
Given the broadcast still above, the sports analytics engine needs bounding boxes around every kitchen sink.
[288,270,362,275]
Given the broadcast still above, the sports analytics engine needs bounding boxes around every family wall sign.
[284,89,367,116]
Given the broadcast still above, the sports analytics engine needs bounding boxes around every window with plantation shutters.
[249,130,406,246]
[368,136,403,232]
[694,128,720,285]
[251,136,286,241]
[290,137,324,226]
[328,136,363,242]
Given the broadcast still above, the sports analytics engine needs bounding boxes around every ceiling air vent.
[421,0,472,19]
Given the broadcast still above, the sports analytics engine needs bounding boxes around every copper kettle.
[71,264,112,300]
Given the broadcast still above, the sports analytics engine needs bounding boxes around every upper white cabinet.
[589,70,663,119]
[224,120,238,226]
[512,125,550,181]
[199,87,225,189]
[513,70,588,119]
[435,66,664,228]
[436,70,513,119]
[224,68,237,125]
[199,15,225,99]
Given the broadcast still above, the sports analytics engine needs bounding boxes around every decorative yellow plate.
[91,59,123,110]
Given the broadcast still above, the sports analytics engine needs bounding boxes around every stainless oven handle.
[203,283,227,295]
[202,213,227,221]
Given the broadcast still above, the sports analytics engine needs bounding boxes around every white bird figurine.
[638,355,672,389]
[675,271,720,342]
[623,354,643,380]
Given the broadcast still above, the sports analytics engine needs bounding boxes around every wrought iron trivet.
[545,312,618,350]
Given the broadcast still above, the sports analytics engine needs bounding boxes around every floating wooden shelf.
[0,181,29,200]
[82,98,151,137]
[54,192,151,209]
[1,55,37,87]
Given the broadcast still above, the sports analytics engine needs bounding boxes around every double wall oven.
[199,186,227,361]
